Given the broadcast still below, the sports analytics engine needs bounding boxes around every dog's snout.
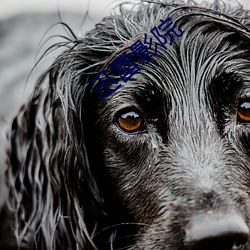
[185,213,249,250]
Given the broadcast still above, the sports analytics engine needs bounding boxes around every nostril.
[185,213,249,250]
[235,236,248,248]
[187,233,248,250]
[232,235,249,250]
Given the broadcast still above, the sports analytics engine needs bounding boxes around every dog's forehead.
[108,18,250,103]
[93,3,250,121]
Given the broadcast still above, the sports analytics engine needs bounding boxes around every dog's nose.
[185,213,249,250]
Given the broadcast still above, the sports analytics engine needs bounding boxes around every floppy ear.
[3,53,105,249]
[1,8,141,248]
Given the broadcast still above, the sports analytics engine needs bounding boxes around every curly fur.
[2,0,250,249]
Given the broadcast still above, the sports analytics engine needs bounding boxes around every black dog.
[2,0,250,249]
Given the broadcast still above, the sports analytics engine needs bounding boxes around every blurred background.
[0,0,118,173]
[0,0,250,175]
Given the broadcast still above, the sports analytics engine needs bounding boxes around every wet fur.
[2,0,250,249]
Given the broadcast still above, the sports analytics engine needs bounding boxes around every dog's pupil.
[121,111,139,120]
[237,100,250,122]
[240,101,250,110]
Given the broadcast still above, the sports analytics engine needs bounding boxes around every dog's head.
[4,1,250,249]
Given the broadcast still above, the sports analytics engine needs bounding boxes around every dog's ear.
[3,55,104,249]
[2,10,136,248]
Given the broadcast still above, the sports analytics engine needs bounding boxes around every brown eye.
[116,110,144,133]
[237,99,250,123]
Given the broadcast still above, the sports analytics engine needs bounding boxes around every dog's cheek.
[101,137,161,223]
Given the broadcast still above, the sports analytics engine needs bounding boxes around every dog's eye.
[237,99,250,123]
[116,110,144,133]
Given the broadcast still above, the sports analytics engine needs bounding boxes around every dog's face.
[86,3,250,249]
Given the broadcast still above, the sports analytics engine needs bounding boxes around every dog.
[1,0,250,249]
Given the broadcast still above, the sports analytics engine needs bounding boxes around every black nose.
[185,213,249,250]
